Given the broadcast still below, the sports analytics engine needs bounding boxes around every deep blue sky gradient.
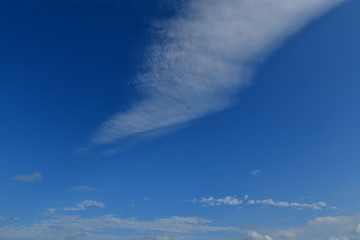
[0,0,360,238]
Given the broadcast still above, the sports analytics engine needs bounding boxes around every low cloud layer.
[0,215,236,240]
[92,0,344,146]
[2,214,360,240]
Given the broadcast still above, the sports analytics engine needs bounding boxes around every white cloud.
[277,231,296,240]
[190,196,330,210]
[307,216,353,226]
[353,223,360,236]
[250,170,261,177]
[328,237,349,240]
[63,200,105,211]
[3,213,360,240]
[247,199,328,210]
[0,216,19,222]
[91,0,344,147]
[245,231,273,240]
[269,215,360,240]
[0,215,237,239]
[12,172,43,182]
[43,208,57,216]
[191,196,243,206]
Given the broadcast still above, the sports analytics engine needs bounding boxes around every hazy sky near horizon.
[1,0,360,239]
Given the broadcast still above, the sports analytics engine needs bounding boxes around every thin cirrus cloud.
[12,172,43,182]
[190,195,331,210]
[250,169,261,177]
[91,0,344,147]
[0,215,237,239]
[247,199,328,210]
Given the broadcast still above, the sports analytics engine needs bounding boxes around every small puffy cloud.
[250,170,261,177]
[190,196,243,206]
[245,231,273,240]
[329,237,349,240]
[63,200,105,211]
[12,172,43,182]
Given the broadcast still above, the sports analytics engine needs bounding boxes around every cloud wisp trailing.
[91,0,344,147]
[63,200,105,211]
[190,195,331,210]
[12,172,43,182]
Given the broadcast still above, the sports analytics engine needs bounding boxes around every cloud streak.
[0,215,236,239]
[190,195,331,210]
[247,199,328,210]
[91,0,344,146]
[12,173,43,182]
[63,200,105,211]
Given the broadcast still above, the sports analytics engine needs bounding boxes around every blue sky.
[0,0,360,239]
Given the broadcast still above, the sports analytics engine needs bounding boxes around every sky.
[0,0,360,239]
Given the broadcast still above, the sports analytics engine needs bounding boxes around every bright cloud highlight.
[63,200,105,211]
[92,0,344,146]
[190,196,330,210]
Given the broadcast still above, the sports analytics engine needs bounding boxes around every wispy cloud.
[307,216,354,226]
[63,200,105,211]
[12,172,43,182]
[189,196,243,207]
[3,213,360,240]
[247,199,328,210]
[190,195,331,210]
[43,208,57,216]
[244,231,273,240]
[91,0,344,147]
[0,216,19,222]
[0,215,237,239]
[250,170,261,178]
